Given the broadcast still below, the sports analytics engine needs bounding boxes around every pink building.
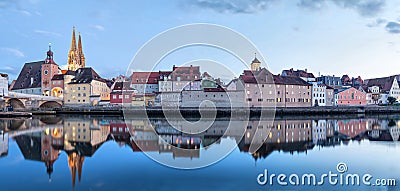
[336,87,366,106]
[337,119,369,138]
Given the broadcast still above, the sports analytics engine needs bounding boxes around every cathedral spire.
[78,32,82,54]
[77,32,85,68]
[70,26,77,51]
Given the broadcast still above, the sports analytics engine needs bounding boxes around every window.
[78,93,81,97]
[83,93,86,97]
[119,95,123,99]
[125,95,130,99]
[246,98,252,102]
[83,87,86,90]
[258,98,263,102]
[44,70,48,75]
[113,95,117,99]
[78,87,80,90]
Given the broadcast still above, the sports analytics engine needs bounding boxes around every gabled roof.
[130,72,160,84]
[69,67,105,84]
[239,68,274,84]
[112,81,133,91]
[273,75,311,86]
[366,76,396,93]
[12,61,43,90]
[51,74,64,80]
[61,70,75,75]
[337,87,365,94]
[282,68,315,78]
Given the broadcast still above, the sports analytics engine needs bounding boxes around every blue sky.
[1,0,400,82]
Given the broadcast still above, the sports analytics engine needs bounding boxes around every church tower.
[67,27,85,71]
[251,53,261,71]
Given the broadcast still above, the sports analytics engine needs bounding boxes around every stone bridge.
[1,92,63,110]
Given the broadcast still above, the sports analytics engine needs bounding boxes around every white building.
[0,73,8,97]
[366,76,400,104]
[312,82,326,106]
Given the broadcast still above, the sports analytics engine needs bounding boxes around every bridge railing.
[7,92,62,101]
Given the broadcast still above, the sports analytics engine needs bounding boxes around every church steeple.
[77,32,85,68]
[45,43,55,64]
[70,27,77,51]
[251,53,261,71]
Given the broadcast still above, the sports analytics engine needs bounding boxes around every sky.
[1,0,400,83]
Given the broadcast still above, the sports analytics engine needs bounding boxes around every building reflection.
[239,119,314,160]
[0,132,8,157]
[6,116,400,188]
[367,119,400,141]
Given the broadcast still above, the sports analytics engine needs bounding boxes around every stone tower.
[67,27,85,71]
[250,53,261,71]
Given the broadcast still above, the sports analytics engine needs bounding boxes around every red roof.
[130,72,160,84]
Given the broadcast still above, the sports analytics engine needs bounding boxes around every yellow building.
[64,68,111,106]
[132,93,156,107]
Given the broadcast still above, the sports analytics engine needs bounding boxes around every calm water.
[0,114,399,191]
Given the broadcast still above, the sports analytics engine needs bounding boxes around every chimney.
[305,68,307,73]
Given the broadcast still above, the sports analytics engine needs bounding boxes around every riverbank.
[46,105,400,117]
[0,112,32,117]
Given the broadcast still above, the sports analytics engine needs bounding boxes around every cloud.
[0,0,40,17]
[0,0,15,9]
[34,29,62,37]
[0,66,19,75]
[0,47,25,57]
[188,0,277,14]
[186,0,386,17]
[18,9,31,16]
[366,18,386,27]
[298,0,385,17]
[298,0,325,10]
[385,21,400,34]
[91,25,105,31]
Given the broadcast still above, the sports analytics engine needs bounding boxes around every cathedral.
[67,27,85,71]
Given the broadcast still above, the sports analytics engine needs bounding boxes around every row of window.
[313,93,325,97]
[338,95,364,100]
[246,123,311,129]
[67,99,86,103]
[112,95,130,99]
[52,81,62,85]
[246,98,311,103]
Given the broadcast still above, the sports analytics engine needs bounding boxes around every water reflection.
[0,115,399,190]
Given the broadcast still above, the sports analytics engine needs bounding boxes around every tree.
[387,96,397,105]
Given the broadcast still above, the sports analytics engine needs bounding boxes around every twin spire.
[67,26,85,71]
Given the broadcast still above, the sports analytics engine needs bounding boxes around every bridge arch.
[7,98,25,109]
[39,101,62,109]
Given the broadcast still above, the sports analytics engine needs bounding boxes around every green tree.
[387,96,397,105]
